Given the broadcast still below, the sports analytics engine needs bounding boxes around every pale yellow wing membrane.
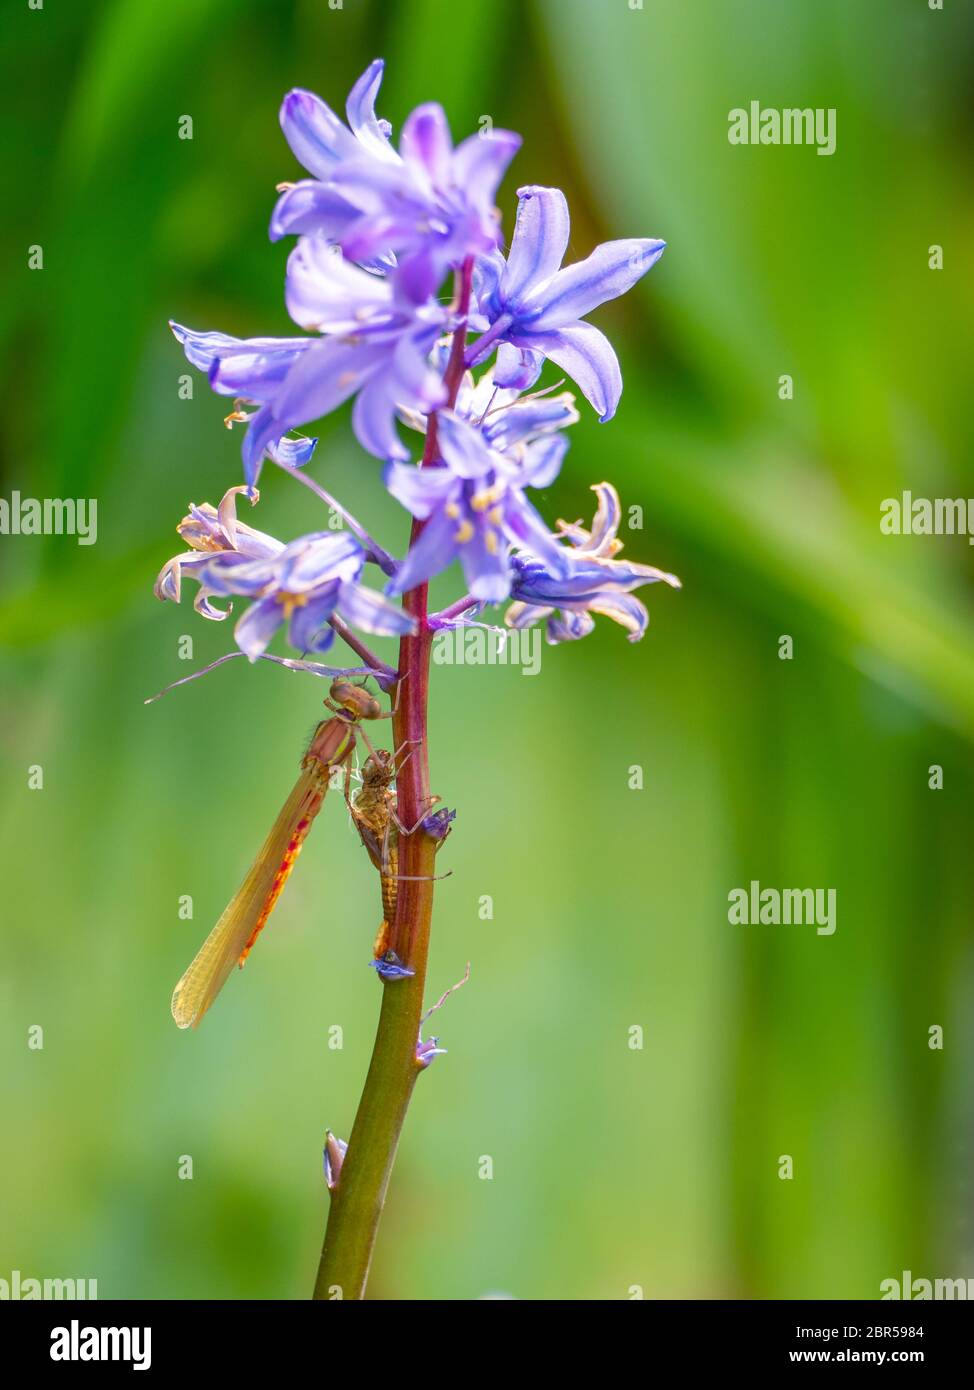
[171,763,331,1029]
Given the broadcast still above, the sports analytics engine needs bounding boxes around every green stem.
[312,921,432,1299]
[312,260,474,1301]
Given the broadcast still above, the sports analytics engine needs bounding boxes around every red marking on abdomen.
[237,813,315,967]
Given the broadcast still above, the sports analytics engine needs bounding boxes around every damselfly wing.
[171,717,353,1029]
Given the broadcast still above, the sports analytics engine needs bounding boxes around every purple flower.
[370,950,415,981]
[415,1035,448,1068]
[400,361,580,457]
[156,495,415,659]
[272,61,521,288]
[171,249,447,482]
[505,482,680,642]
[421,806,456,842]
[469,186,665,420]
[385,410,572,602]
[271,61,398,249]
[202,531,414,659]
[153,485,283,617]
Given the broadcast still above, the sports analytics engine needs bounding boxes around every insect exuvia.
[170,678,393,1030]
[348,745,454,960]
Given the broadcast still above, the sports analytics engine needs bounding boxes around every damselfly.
[171,679,392,1029]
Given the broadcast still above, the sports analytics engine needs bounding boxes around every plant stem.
[312,260,474,1301]
[327,615,398,689]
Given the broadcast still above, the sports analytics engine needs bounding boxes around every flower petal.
[263,434,318,469]
[194,586,233,622]
[198,549,281,597]
[278,532,363,591]
[504,600,554,630]
[395,245,441,306]
[451,128,522,215]
[285,236,392,332]
[484,394,578,452]
[269,181,359,243]
[170,322,310,396]
[272,337,386,433]
[341,211,416,266]
[241,405,285,488]
[336,580,416,636]
[501,489,572,576]
[279,88,359,180]
[353,375,410,462]
[392,329,449,411]
[437,411,499,480]
[234,595,284,661]
[208,344,310,400]
[519,434,568,489]
[384,462,459,519]
[288,587,340,652]
[385,507,459,595]
[400,102,453,188]
[458,527,512,602]
[472,249,505,317]
[154,552,212,603]
[527,238,665,331]
[330,157,427,219]
[546,609,596,643]
[214,484,278,555]
[502,186,570,305]
[492,342,544,391]
[345,59,397,162]
[581,481,622,553]
[585,592,650,641]
[521,322,623,421]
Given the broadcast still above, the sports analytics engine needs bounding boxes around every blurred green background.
[2,0,973,1300]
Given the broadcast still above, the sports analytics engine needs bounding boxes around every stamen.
[454,520,474,544]
[279,591,309,620]
[470,484,503,512]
